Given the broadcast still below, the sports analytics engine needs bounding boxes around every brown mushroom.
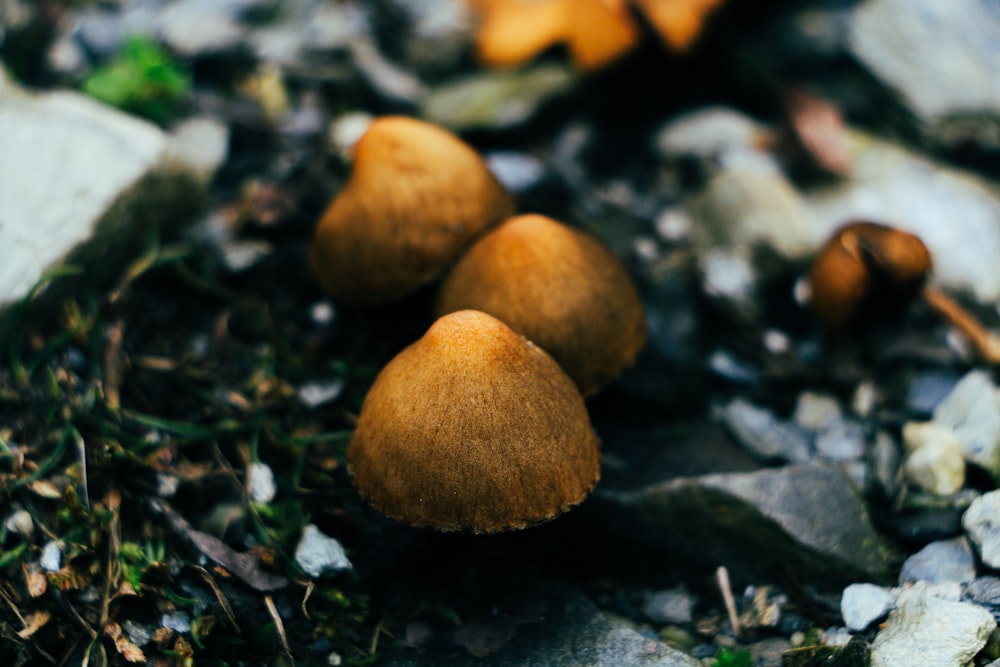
[435,214,646,396]
[347,309,601,533]
[809,221,1000,363]
[808,221,932,332]
[309,116,515,306]
[472,0,638,71]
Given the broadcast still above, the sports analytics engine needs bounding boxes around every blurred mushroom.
[809,221,1000,363]
[436,214,646,396]
[471,0,724,70]
[309,116,515,305]
[472,0,638,71]
[808,221,931,333]
[347,310,601,533]
[632,0,724,52]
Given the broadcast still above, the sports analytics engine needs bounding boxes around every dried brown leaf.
[105,622,147,663]
[29,479,63,499]
[16,610,51,639]
[22,563,47,598]
[153,500,288,592]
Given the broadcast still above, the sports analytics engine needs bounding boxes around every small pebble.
[5,509,33,536]
[654,208,692,243]
[902,421,965,495]
[643,587,694,625]
[295,524,352,578]
[793,392,842,431]
[161,612,191,634]
[248,462,276,504]
[899,537,977,585]
[40,541,61,572]
[484,151,545,194]
[841,583,896,631]
[298,379,345,408]
[310,301,336,326]
[963,490,1000,569]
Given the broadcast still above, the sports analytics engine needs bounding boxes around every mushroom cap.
[347,309,601,533]
[809,221,932,331]
[435,214,646,396]
[472,0,638,71]
[309,116,515,306]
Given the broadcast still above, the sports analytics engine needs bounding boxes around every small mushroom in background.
[309,116,515,306]
[435,213,646,397]
[808,221,1000,363]
[347,310,601,533]
[469,0,723,71]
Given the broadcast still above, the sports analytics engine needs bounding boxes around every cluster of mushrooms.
[309,116,645,533]
[311,118,999,536]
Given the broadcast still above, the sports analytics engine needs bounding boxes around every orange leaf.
[474,0,571,67]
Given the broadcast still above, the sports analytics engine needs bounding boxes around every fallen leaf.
[22,563,47,598]
[152,499,288,592]
[105,622,147,663]
[17,610,51,639]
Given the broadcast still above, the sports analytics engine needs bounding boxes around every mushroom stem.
[923,285,1000,364]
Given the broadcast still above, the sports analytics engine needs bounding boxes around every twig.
[71,427,89,510]
[370,619,385,657]
[923,285,1000,364]
[194,566,241,633]
[301,581,315,621]
[264,594,294,665]
[716,565,741,637]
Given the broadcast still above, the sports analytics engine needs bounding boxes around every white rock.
[158,0,244,56]
[166,116,229,186]
[932,370,1000,477]
[247,462,276,504]
[295,524,352,578]
[963,490,1000,569]
[655,107,772,162]
[40,541,61,572]
[870,586,996,667]
[297,379,345,408]
[4,509,32,536]
[902,421,966,496]
[850,0,1000,131]
[899,538,977,586]
[0,69,210,320]
[841,583,895,632]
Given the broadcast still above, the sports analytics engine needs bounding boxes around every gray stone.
[963,490,1000,569]
[422,64,576,132]
[899,537,977,586]
[814,419,866,462]
[907,371,961,416]
[698,247,757,312]
[849,0,1000,149]
[806,132,1000,304]
[870,586,996,667]
[933,370,1000,479]
[390,0,475,74]
[158,0,246,56]
[165,116,230,187]
[40,541,61,572]
[0,69,207,323]
[294,524,352,578]
[642,588,694,626]
[716,398,812,463]
[587,462,891,584]
[965,576,1000,608]
[383,581,701,667]
[841,583,895,632]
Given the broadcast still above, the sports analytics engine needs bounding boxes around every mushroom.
[435,214,646,396]
[470,0,723,70]
[472,0,638,71]
[309,116,515,306]
[808,221,931,333]
[347,309,601,533]
[809,221,1000,363]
